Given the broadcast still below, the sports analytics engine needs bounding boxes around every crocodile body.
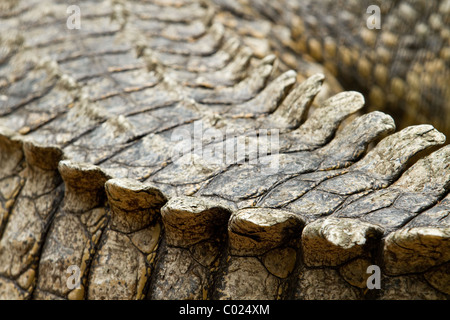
[0,0,449,300]
[220,0,450,137]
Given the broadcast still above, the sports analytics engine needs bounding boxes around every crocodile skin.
[0,0,449,300]
[212,0,450,137]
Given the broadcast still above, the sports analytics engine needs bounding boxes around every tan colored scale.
[308,38,323,62]
[358,57,372,80]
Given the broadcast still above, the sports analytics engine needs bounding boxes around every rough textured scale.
[0,0,449,300]
[213,0,450,137]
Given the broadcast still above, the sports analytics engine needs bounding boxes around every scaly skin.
[213,0,450,137]
[0,0,448,300]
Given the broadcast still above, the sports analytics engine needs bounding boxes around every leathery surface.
[0,0,449,300]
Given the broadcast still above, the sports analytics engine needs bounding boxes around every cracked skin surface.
[0,0,449,300]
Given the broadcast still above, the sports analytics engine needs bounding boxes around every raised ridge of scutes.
[86,178,166,300]
[148,196,231,300]
[0,0,449,300]
[0,137,64,300]
[34,160,110,300]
